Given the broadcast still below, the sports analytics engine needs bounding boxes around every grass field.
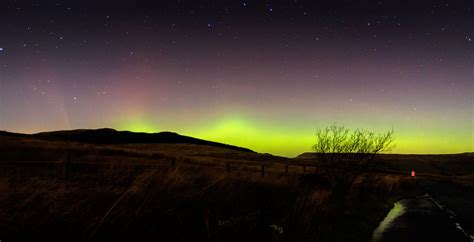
[0,132,472,242]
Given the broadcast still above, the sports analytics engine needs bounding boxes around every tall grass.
[0,164,416,242]
[0,136,420,241]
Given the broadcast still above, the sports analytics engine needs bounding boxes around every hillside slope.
[1,128,254,153]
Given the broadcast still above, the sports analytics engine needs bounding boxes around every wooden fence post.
[127,164,132,177]
[226,162,230,174]
[261,164,265,178]
[169,157,176,172]
[63,150,70,181]
[285,164,288,174]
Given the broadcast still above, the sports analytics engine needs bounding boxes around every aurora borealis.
[0,1,472,157]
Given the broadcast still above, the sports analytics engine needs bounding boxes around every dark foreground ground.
[374,189,472,242]
[0,131,472,242]
[419,180,474,237]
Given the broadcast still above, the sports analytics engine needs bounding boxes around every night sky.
[0,0,472,156]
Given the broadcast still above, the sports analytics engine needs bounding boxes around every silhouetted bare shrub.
[312,124,395,178]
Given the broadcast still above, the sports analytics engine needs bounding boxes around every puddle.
[370,201,406,242]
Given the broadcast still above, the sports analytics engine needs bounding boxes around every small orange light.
[411,170,416,177]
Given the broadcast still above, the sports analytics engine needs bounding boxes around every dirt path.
[371,191,472,242]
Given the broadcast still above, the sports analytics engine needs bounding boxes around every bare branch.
[312,124,395,174]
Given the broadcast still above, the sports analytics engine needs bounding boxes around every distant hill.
[296,152,474,160]
[295,152,474,176]
[295,152,316,160]
[0,128,254,153]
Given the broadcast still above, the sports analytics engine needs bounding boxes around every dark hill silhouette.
[295,152,474,176]
[0,128,254,153]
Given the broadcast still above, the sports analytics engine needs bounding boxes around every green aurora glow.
[117,115,472,157]
[1,1,472,157]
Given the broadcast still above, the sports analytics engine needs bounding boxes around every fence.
[0,151,416,182]
[0,151,317,181]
